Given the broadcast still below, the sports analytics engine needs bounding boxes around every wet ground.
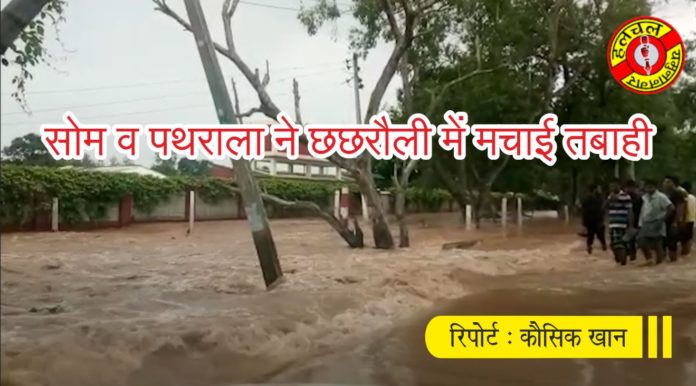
[1,213,694,386]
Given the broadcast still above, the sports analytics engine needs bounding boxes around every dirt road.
[2,215,694,386]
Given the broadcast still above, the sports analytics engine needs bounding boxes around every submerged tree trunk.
[473,184,493,229]
[355,164,394,249]
[571,166,579,215]
[432,159,470,223]
[459,202,469,225]
[392,159,418,248]
[394,187,409,248]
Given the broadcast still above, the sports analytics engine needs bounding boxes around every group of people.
[581,176,696,265]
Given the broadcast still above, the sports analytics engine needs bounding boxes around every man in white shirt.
[680,181,696,256]
[638,179,673,264]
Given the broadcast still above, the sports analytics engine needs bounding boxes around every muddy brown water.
[127,275,696,386]
[2,215,695,386]
[264,289,696,386]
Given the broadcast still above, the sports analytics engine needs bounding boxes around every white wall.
[133,193,186,221]
[195,197,239,220]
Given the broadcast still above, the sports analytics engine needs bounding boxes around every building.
[211,116,351,182]
[209,163,235,179]
[251,136,350,181]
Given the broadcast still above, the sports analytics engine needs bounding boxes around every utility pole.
[183,0,282,289]
[352,52,362,124]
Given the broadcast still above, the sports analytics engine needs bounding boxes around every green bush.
[258,178,340,205]
[403,187,452,211]
[0,166,341,225]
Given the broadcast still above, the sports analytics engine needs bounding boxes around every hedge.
[389,187,560,211]
[0,166,343,225]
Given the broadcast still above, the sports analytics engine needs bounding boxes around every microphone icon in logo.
[640,35,652,75]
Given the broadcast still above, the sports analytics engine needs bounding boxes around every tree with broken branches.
[153,0,367,248]
[154,0,441,249]
[231,73,365,248]
[304,0,514,246]
[298,0,450,249]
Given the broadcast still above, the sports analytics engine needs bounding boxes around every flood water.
[1,214,695,386]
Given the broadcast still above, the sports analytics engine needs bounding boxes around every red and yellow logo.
[607,16,685,95]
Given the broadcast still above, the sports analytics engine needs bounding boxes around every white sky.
[1,0,694,167]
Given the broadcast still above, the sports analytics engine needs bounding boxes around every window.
[276,162,290,173]
[310,166,322,175]
[323,166,337,176]
[255,161,271,173]
[292,164,306,175]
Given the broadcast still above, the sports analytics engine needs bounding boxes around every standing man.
[606,179,634,265]
[581,184,607,254]
[638,179,673,264]
[663,176,687,262]
[679,181,695,256]
[624,179,643,261]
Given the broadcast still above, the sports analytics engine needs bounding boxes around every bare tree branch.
[392,161,400,187]
[237,106,263,118]
[230,77,262,119]
[228,186,363,248]
[154,0,193,31]
[222,0,240,52]
[402,158,418,182]
[425,67,501,116]
[484,157,510,185]
[262,60,270,87]
[391,159,417,189]
[383,0,403,41]
[364,0,416,122]
[154,0,357,172]
[292,78,304,125]
[230,77,242,121]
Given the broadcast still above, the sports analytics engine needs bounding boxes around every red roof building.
[209,163,235,179]
[208,126,350,182]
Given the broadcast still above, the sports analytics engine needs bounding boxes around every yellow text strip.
[425,316,643,359]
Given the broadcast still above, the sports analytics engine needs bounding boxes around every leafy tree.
[395,0,574,225]
[2,133,56,165]
[1,133,104,168]
[390,0,695,224]
[151,155,179,176]
[150,157,212,177]
[107,156,136,166]
[177,158,211,176]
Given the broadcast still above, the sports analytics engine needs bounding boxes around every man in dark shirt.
[624,179,643,260]
[606,179,634,265]
[663,175,686,262]
[581,184,607,254]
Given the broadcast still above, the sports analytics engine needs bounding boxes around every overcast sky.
[1,0,694,167]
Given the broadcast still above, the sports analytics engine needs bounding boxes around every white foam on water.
[2,220,694,385]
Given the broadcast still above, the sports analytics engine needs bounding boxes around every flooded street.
[1,214,695,386]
